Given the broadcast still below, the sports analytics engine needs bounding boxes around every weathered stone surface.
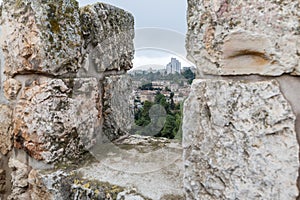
[27,169,52,200]
[8,157,30,200]
[0,168,5,193]
[80,135,184,200]
[0,0,141,199]
[0,154,11,200]
[103,75,134,140]
[13,77,101,163]
[186,0,300,76]
[7,152,52,200]
[29,166,149,200]
[183,79,299,199]
[3,78,22,100]
[0,0,82,77]
[80,3,134,74]
[117,189,146,200]
[0,104,13,155]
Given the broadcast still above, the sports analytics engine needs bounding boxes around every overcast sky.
[79,0,191,69]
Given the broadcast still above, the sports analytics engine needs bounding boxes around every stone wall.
[184,0,300,199]
[0,1,135,199]
[186,0,300,76]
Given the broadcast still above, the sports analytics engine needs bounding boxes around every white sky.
[79,0,187,34]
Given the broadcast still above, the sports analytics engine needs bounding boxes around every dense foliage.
[134,91,183,139]
[182,68,196,84]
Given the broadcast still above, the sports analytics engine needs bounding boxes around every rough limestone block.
[186,0,300,76]
[78,135,184,200]
[183,79,299,199]
[103,75,134,140]
[8,158,30,200]
[0,0,82,76]
[13,77,101,163]
[80,3,134,74]
[3,78,22,100]
[14,134,185,200]
[0,104,13,155]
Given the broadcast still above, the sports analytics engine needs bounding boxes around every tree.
[154,92,164,104]
[160,115,176,139]
[155,92,170,114]
[135,101,153,127]
[182,68,195,84]
[170,92,175,110]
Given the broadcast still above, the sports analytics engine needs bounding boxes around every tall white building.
[166,58,181,74]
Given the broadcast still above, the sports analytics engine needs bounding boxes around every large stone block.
[80,3,134,74]
[6,150,53,200]
[103,75,134,140]
[3,78,22,100]
[8,157,30,200]
[183,79,299,199]
[13,77,101,163]
[5,136,183,200]
[0,104,13,155]
[0,0,82,77]
[186,0,300,76]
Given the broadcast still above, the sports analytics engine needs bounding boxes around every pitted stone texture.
[117,190,145,200]
[30,168,147,200]
[3,78,22,100]
[0,104,13,155]
[0,0,82,77]
[0,168,5,194]
[7,156,52,200]
[27,169,52,200]
[8,158,30,200]
[186,0,300,76]
[79,135,184,200]
[80,3,134,75]
[13,77,101,163]
[103,75,134,140]
[183,79,299,199]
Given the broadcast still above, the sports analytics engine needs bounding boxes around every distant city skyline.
[130,56,194,72]
[133,51,193,70]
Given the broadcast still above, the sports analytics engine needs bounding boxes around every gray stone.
[8,154,52,200]
[34,167,147,200]
[80,3,134,75]
[79,135,184,200]
[0,104,12,155]
[0,0,82,77]
[8,158,30,200]
[0,0,140,199]
[183,79,299,199]
[186,0,300,76]
[27,169,52,200]
[3,78,22,100]
[13,77,101,163]
[103,75,134,140]
[117,189,145,200]
[0,169,5,193]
